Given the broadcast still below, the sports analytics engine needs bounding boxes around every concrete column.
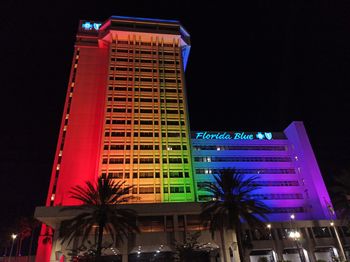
[173,215,181,242]
[49,223,61,262]
[303,227,316,262]
[273,224,285,261]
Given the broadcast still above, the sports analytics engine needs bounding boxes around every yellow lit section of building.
[99,17,194,203]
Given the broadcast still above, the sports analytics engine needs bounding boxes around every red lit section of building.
[46,23,108,207]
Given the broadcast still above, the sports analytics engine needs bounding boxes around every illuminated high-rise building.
[46,16,193,207]
[35,16,344,262]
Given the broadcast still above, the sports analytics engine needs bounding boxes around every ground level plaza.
[35,202,350,262]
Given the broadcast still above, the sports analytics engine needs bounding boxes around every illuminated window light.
[51,194,55,201]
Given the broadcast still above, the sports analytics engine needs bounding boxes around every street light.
[289,214,305,262]
[327,203,346,261]
[8,234,17,262]
[267,224,278,262]
[329,221,346,261]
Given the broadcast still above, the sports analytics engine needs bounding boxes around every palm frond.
[58,175,139,257]
[201,168,270,235]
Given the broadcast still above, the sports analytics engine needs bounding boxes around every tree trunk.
[219,228,228,262]
[96,222,105,258]
[27,227,35,262]
[16,237,22,257]
[235,224,244,261]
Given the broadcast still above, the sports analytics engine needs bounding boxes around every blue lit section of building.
[191,121,332,222]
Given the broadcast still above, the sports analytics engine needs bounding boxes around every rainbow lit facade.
[36,15,333,262]
[44,15,331,218]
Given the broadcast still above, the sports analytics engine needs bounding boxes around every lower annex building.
[34,16,348,262]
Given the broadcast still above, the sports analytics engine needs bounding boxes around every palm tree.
[329,169,350,222]
[16,217,40,260]
[200,168,270,262]
[58,174,139,260]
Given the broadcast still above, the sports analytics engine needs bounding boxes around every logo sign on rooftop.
[194,132,273,140]
[81,21,102,31]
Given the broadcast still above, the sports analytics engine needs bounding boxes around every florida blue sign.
[194,132,273,140]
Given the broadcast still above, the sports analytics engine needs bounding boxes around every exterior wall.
[191,122,332,222]
[284,121,333,220]
[50,46,108,206]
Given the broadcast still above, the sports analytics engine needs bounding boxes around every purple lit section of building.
[191,121,332,222]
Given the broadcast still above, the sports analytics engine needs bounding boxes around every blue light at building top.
[82,21,92,30]
[82,21,102,31]
[264,132,273,140]
[93,23,102,30]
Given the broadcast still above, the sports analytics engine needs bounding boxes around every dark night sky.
[1,0,350,230]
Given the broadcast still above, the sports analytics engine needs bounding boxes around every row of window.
[102,158,189,164]
[250,193,303,200]
[130,186,192,194]
[113,39,178,47]
[106,108,184,114]
[111,49,179,56]
[105,120,185,126]
[194,157,292,162]
[132,187,161,194]
[110,57,180,64]
[110,67,180,73]
[195,168,296,174]
[109,76,181,83]
[107,97,183,103]
[104,132,187,138]
[101,171,190,179]
[196,180,299,188]
[108,86,182,93]
[192,145,287,151]
[103,144,187,150]
[254,180,299,186]
[101,172,129,179]
[163,186,191,193]
[163,171,190,178]
[133,172,160,178]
